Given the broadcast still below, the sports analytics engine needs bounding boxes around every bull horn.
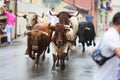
[41,31,49,36]
[17,12,27,17]
[70,11,79,17]
[24,30,31,36]
[48,23,55,27]
[34,12,44,18]
[49,11,57,16]
[41,13,44,18]
[64,25,71,28]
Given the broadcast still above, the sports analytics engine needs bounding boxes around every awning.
[63,5,77,11]
[76,8,88,14]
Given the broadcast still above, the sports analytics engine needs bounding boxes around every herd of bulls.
[19,11,96,71]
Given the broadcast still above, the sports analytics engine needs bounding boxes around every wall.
[109,0,120,21]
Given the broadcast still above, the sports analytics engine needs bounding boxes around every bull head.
[49,23,70,47]
[24,30,31,36]
[25,30,49,50]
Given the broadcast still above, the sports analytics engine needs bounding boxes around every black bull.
[77,22,96,52]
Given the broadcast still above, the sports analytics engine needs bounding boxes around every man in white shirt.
[92,12,120,80]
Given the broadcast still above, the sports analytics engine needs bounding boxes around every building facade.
[96,0,113,32]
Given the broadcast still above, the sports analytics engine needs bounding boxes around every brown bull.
[49,11,79,50]
[49,23,71,71]
[25,22,52,67]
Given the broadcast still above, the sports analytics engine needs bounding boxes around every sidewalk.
[0,36,27,47]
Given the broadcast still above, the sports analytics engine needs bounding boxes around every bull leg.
[60,54,65,70]
[25,36,30,55]
[28,49,35,60]
[47,45,50,53]
[25,49,28,55]
[32,51,36,58]
[65,46,70,60]
[42,51,45,62]
[89,40,92,46]
[86,41,89,46]
[73,36,77,46]
[93,40,96,46]
[35,53,41,67]
[82,42,85,52]
[52,54,57,71]
[56,55,59,67]
[60,56,62,70]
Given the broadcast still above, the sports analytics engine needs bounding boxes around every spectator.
[85,11,94,23]
[105,22,112,31]
[85,11,95,32]
[48,7,57,25]
[98,22,104,31]
[92,12,120,80]
[2,6,16,45]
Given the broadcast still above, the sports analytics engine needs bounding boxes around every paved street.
[0,36,101,80]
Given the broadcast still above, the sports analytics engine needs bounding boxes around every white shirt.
[48,10,57,25]
[93,27,120,80]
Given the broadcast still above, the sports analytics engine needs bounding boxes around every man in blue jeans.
[2,6,16,45]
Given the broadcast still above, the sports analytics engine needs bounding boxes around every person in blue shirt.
[85,11,94,23]
[85,11,94,32]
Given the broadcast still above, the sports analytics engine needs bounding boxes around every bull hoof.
[61,65,65,70]
[65,57,69,60]
[82,50,85,53]
[70,45,76,52]
[52,68,56,71]
[87,43,89,47]
[42,56,45,62]
[35,64,40,68]
[25,51,28,55]
[61,67,65,70]
[80,52,85,57]
[30,56,35,60]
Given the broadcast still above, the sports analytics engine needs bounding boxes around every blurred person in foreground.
[2,5,16,45]
[91,12,120,80]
